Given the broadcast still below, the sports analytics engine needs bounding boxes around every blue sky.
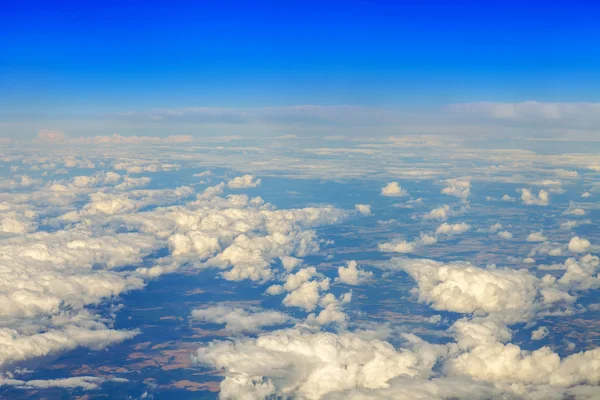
[1,0,599,137]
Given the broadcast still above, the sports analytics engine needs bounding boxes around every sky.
[1,0,600,138]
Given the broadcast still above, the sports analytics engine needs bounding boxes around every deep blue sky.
[1,0,599,134]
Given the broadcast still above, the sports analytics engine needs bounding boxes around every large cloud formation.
[0,167,345,381]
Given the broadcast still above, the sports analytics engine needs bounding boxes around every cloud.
[423,205,451,221]
[0,375,125,390]
[378,240,416,253]
[497,231,513,240]
[193,327,443,400]
[568,236,591,253]
[190,306,292,333]
[447,101,600,126]
[354,204,372,216]
[531,326,549,340]
[335,261,373,285]
[519,189,549,206]
[381,182,408,197]
[441,179,471,200]
[227,174,261,189]
[386,257,571,324]
[527,232,548,242]
[435,222,470,235]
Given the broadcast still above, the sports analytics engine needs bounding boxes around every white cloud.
[435,222,470,235]
[354,204,372,216]
[193,328,443,400]
[335,260,373,285]
[423,205,451,221]
[519,189,549,206]
[378,240,416,253]
[441,178,471,200]
[386,257,571,324]
[531,326,549,340]
[527,231,548,242]
[190,305,292,333]
[381,182,408,197]
[568,236,591,253]
[497,231,513,240]
[227,174,261,189]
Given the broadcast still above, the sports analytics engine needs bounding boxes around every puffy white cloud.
[335,261,373,285]
[568,236,591,253]
[283,279,330,311]
[354,204,372,216]
[190,305,292,333]
[378,240,416,253]
[531,326,549,340]
[280,256,302,272]
[519,188,549,206]
[497,231,513,240]
[0,168,346,377]
[527,231,548,242]
[193,328,444,400]
[435,222,470,235]
[441,179,471,200]
[387,257,571,324]
[501,194,515,202]
[227,174,261,189]
[381,182,408,197]
[423,205,451,221]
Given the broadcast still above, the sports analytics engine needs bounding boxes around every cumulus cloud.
[378,240,416,253]
[423,205,451,221]
[497,231,513,240]
[354,204,372,216]
[531,326,549,340]
[441,179,471,200]
[568,236,591,253]
[386,257,572,324]
[227,174,261,189]
[519,189,549,206]
[335,260,373,285]
[527,231,548,242]
[381,182,408,197]
[190,305,292,333]
[193,328,443,400]
[435,222,470,235]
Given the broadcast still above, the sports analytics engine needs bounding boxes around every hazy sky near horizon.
[2,0,600,139]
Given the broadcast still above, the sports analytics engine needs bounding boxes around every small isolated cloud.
[497,231,513,240]
[531,326,549,341]
[441,178,471,201]
[381,182,408,197]
[501,194,516,202]
[563,204,586,216]
[568,236,591,253]
[335,260,373,285]
[191,305,292,333]
[519,189,549,206]
[435,222,470,235]
[527,232,548,242]
[378,240,415,253]
[355,204,372,216]
[227,174,261,189]
[423,205,451,221]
